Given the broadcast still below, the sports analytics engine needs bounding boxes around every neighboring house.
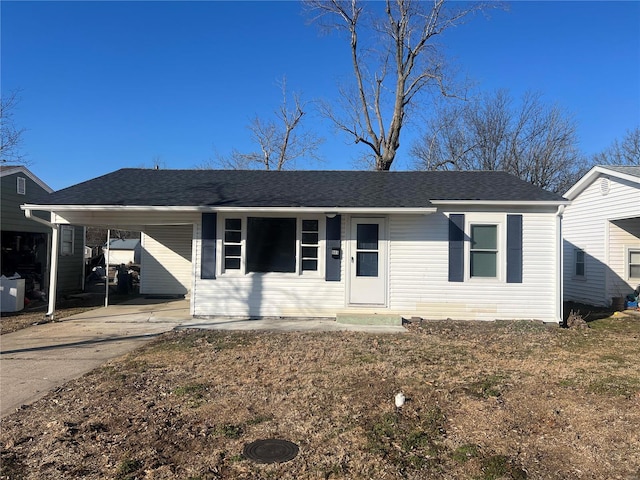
[22,168,568,322]
[1,165,84,298]
[563,165,640,306]
[104,238,141,265]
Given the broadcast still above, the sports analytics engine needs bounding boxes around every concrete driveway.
[0,298,190,417]
[1,298,407,418]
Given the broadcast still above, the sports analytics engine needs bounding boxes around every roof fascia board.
[21,204,437,215]
[429,200,570,207]
[564,165,640,200]
[1,166,54,193]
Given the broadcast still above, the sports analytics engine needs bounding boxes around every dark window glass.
[225,257,241,270]
[225,218,241,230]
[302,246,318,258]
[247,217,296,273]
[357,252,378,277]
[575,250,585,276]
[357,224,378,250]
[302,259,318,271]
[224,245,241,257]
[302,220,318,231]
[225,230,241,243]
[302,232,319,245]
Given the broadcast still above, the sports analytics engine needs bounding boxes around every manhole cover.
[243,439,299,464]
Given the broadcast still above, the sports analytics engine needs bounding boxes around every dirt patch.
[2,317,640,479]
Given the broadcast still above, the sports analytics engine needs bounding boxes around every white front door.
[349,217,386,305]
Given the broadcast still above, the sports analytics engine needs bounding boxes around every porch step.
[335,312,402,326]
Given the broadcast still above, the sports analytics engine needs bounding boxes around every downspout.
[23,209,59,319]
[556,205,566,326]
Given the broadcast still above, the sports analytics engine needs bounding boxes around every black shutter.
[325,215,341,281]
[507,214,523,283]
[201,213,217,279]
[448,214,465,282]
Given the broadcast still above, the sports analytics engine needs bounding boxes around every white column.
[105,229,111,307]
[46,224,59,319]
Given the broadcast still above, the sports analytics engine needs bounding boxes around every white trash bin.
[0,275,25,312]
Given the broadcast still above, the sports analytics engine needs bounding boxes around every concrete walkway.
[1,299,406,417]
[0,298,190,417]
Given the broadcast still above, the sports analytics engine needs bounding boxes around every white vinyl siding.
[563,174,640,306]
[192,210,559,321]
[388,211,558,322]
[192,215,344,317]
[608,218,640,298]
[140,225,193,296]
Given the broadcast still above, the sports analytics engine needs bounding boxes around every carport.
[21,205,198,319]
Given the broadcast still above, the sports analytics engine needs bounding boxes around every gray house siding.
[1,167,84,296]
[1,172,50,233]
[56,226,85,294]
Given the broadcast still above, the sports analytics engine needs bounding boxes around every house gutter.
[23,208,59,319]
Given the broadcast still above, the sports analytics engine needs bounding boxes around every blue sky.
[2,1,639,191]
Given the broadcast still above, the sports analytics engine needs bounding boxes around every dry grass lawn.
[1,314,640,479]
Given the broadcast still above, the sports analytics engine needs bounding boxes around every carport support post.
[46,224,59,319]
[105,229,110,307]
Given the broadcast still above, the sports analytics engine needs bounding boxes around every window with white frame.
[223,218,242,270]
[17,177,26,195]
[629,249,640,279]
[300,219,319,272]
[221,216,321,274]
[60,226,75,255]
[574,248,585,277]
[470,224,498,278]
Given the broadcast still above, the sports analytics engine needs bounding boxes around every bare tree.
[591,127,640,165]
[305,0,492,171]
[207,79,323,171]
[411,90,585,193]
[0,90,27,164]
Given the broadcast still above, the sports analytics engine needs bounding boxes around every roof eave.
[429,200,570,207]
[21,204,437,215]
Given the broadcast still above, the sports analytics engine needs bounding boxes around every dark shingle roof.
[39,169,565,208]
[600,165,640,179]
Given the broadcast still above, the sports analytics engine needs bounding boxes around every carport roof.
[33,169,566,208]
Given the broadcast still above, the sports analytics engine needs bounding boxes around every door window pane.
[357,224,378,250]
[357,252,378,277]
